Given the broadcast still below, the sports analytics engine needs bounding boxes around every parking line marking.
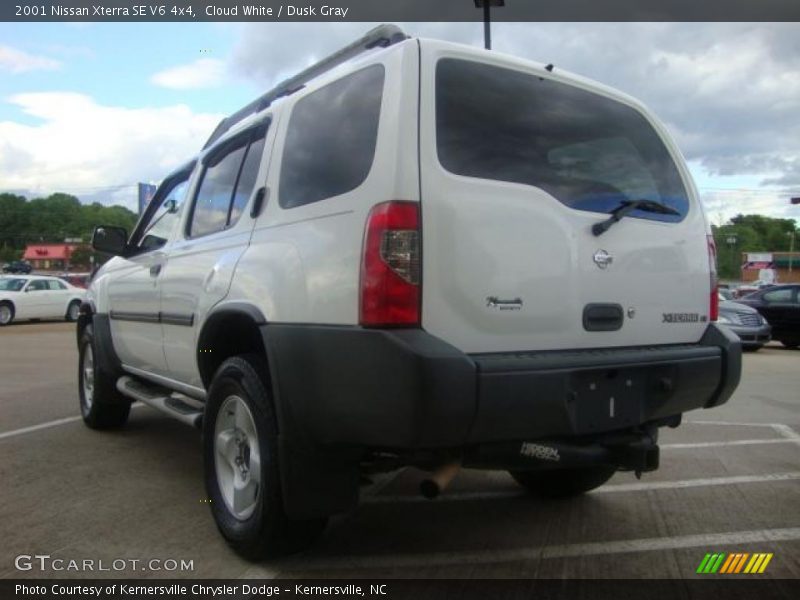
[689,420,788,428]
[0,415,84,441]
[771,423,800,441]
[277,526,800,571]
[364,471,800,504]
[0,404,145,441]
[662,438,800,449]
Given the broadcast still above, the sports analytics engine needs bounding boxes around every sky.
[0,21,798,224]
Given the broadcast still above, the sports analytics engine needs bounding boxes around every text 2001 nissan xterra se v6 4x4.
[79,25,741,558]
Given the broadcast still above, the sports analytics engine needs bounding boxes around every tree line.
[712,214,798,280]
[0,192,796,279]
[0,192,138,264]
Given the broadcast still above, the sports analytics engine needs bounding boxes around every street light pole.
[789,231,796,274]
[726,235,737,280]
[474,0,505,50]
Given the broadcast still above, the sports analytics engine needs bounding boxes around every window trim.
[185,119,270,240]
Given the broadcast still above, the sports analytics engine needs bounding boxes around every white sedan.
[0,275,86,326]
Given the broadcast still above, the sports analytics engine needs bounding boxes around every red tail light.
[360,201,421,327]
[707,234,719,322]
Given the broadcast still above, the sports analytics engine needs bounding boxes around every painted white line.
[364,471,800,504]
[688,420,786,428]
[662,438,799,449]
[0,404,146,441]
[772,423,800,441]
[279,527,800,571]
[0,415,83,441]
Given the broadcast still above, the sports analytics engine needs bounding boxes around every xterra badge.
[663,313,707,323]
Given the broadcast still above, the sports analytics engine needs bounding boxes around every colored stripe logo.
[696,552,773,574]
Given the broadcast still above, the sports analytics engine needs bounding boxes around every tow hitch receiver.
[463,432,659,473]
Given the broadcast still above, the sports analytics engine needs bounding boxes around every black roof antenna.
[545,64,554,72]
[203,24,408,150]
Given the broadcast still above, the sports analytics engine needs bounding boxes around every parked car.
[718,294,771,351]
[58,273,90,289]
[734,285,800,348]
[734,279,774,298]
[77,25,741,559]
[2,260,32,274]
[0,275,86,326]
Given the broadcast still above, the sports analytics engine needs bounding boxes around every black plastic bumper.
[263,323,741,451]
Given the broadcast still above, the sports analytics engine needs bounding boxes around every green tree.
[713,214,799,280]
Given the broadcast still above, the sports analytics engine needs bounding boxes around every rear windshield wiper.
[592,199,680,236]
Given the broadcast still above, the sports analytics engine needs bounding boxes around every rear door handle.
[149,264,162,277]
[250,186,268,218]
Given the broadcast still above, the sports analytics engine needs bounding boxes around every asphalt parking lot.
[0,321,798,581]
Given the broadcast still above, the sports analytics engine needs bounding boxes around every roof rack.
[202,24,409,150]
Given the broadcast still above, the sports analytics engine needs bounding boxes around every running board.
[116,376,203,429]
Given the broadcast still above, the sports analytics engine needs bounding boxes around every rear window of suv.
[436,59,689,222]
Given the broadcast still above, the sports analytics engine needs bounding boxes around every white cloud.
[151,58,226,90]
[0,45,61,73]
[0,92,222,209]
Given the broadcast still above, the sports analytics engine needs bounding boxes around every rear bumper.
[263,323,741,450]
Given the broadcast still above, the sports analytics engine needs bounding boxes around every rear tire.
[509,466,617,498]
[66,300,81,322]
[0,301,14,326]
[79,324,131,429]
[203,354,326,560]
[780,341,799,349]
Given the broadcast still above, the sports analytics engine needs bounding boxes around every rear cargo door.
[418,44,711,354]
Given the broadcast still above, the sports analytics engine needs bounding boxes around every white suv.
[78,25,741,559]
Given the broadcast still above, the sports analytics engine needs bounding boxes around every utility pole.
[789,231,796,273]
[474,0,505,50]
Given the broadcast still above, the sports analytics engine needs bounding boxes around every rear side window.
[189,127,266,238]
[436,59,689,222]
[763,288,795,303]
[48,280,67,290]
[279,64,384,209]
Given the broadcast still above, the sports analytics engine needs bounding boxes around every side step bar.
[116,376,203,429]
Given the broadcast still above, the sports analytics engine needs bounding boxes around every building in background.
[22,243,79,272]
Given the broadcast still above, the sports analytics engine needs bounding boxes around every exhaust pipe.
[420,461,461,499]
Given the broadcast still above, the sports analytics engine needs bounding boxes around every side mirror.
[165,198,178,214]
[92,225,128,256]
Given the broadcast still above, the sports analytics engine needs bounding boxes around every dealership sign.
[743,253,774,270]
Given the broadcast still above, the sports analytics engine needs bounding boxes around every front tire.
[509,466,617,498]
[203,354,326,560]
[79,324,131,429]
[0,301,14,326]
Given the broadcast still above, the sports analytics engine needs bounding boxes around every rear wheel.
[0,301,14,326]
[509,466,617,498]
[79,324,131,429]
[66,300,81,322]
[204,354,326,560]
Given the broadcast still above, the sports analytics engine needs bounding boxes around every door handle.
[250,186,268,218]
[149,264,162,277]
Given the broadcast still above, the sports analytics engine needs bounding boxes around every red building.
[22,243,79,272]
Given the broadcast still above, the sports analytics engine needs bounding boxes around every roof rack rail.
[202,24,408,150]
